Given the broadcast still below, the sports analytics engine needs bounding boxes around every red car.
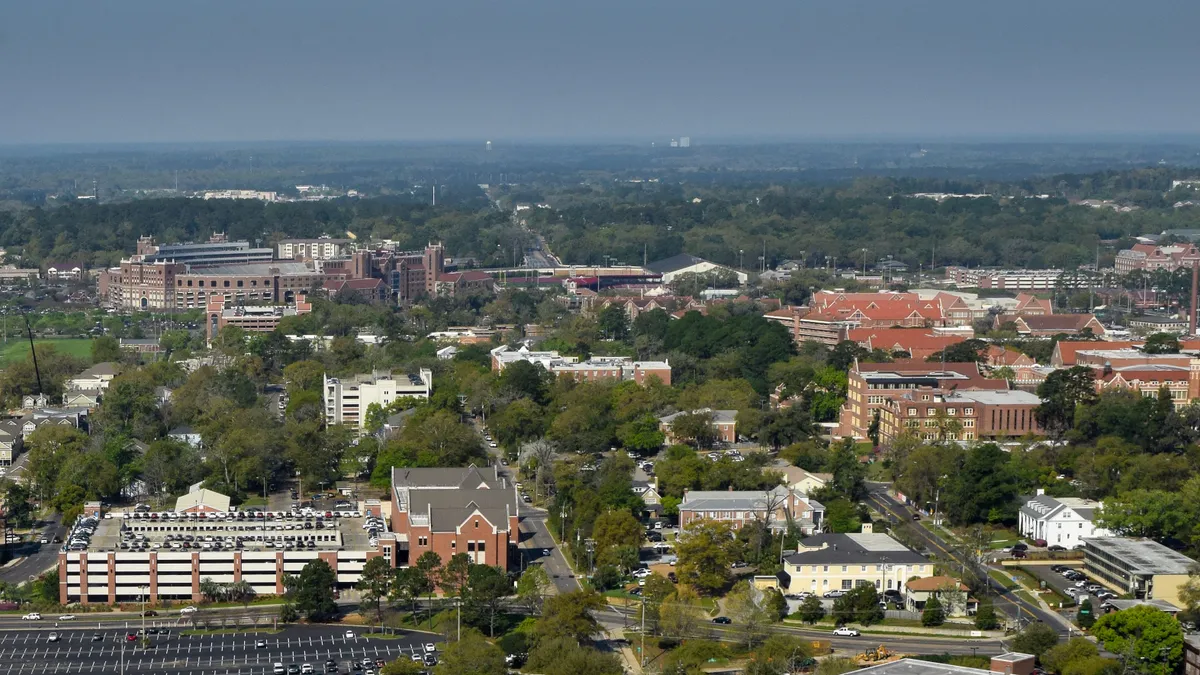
[126,633,137,642]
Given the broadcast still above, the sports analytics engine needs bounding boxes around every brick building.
[658,409,738,445]
[678,486,823,533]
[206,294,313,341]
[877,388,1043,444]
[390,465,519,570]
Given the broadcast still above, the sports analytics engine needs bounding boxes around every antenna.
[432,185,436,206]
[23,312,42,395]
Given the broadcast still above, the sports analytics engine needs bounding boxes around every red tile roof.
[847,328,965,359]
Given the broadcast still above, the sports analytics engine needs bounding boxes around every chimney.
[991,654,1035,675]
[861,523,873,534]
[1191,261,1198,337]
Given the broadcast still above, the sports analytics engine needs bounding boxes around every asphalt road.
[0,514,66,585]
[864,484,1070,634]
[0,624,439,674]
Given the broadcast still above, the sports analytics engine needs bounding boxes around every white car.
[58,614,76,621]
[423,643,436,653]
[179,606,198,614]
[47,632,60,642]
[345,630,356,639]
[301,665,314,674]
[632,568,652,578]
[21,613,41,621]
[273,665,285,675]
[832,627,860,637]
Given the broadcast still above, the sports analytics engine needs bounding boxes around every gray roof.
[853,658,1000,675]
[183,262,316,276]
[406,488,514,533]
[681,486,792,512]
[391,465,499,489]
[1085,537,1195,575]
[784,533,928,566]
[659,409,738,424]
[80,362,120,377]
[1101,598,1181,612]
[646,253,708,275]
[952,389,1042,406]
[169,425,198,436]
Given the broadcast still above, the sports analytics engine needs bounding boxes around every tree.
[1012,622,1060,659]
[412,551,442,624]
[357,556,394,625]
[671,411,720,449]
[746,635,814,675]
[380,659,424,675]
[526,636,623,675]
[1077,597,1095,629]
[592,509,644,568]
[199,577,224,603]
[1091,606,1183,675]
[440,553,472,599]
[1036,366,1099,438]
[974,598,999,630]
[535,590,605,643]
[798,595,826,624]
[1142,332,1181,354]
[815,657,862,675]
[462,564,509,637]
[1042,638,1099,675]
[0,481,33,528]
[831,584,883,626]
[433,628,506,675]
[91,335,122,363]
[824,439,867,501]
[726,581,773,648]
[922,595,945,627]
[675,519,737,594]
[293,560,338,622]
[226,579,256,610]
[515,565,552,614]
[658,586,706,639]
[763,588,788,622]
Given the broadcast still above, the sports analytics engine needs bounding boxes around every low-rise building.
[877,388,1044,444]
[174,488,231,514]
[904,576,977,616]
[490,345,671,386]
[835,657,1035,675]
[777,531,931,595]
[1011,314,1106,337]
[1083,537,1194,608]
[679,486,823,533]
[207,294,313,341]
[646,253,748,286]
[944,267,1064,291]
[775,466,832,495]
[276,238,351,261]
[323,278,390,304]
[324,370,434,431]
[1019,492,1110,549]
[45,261,85,281]
[658,409,737,445]
[67,362,120,392]
[391,465,518,570]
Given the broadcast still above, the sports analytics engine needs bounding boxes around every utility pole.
[640,594,647,669]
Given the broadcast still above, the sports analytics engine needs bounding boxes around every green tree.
[763,588,788,622]
[726,581,773,648]
[675,519,736,594]
[592,509,644,568]
[1142,332,1181,354]
[1042,638,1099,675]
[974,598,999,630]
[824,439,866,501]
[922,595,945,627]
[434,628,506,675]
[293,560,338,622]
[1091,606,1183,675]
[1012,622,1060,659]
[1036,366,1100,438]
[90,335,122,363]
[462,564,510,637]
[1077,597,1095,629]
[534,590,605,643]
[225,579,257,610]
[516,564,552,613]
[831,584,883,626]
[670,411,720,450]
[815,657,862,675]
[798,595,826,624]
[526,636,623,675]
[357,556,395,625]
[746,635,814,675]
[0,481,33,528]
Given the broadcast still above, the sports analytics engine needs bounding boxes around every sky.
[2,0,1199,144]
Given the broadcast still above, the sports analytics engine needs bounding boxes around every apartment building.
[1019,492,1110,549]
[778,531,931,595]
[323,370,433,431]
[658,409,738,445]
[877,388,1043,444]
[276,238,351,261]
[390,466,519,570]
[847,328,967,360]
[944,267,1064,291]
[206,294,313,341]
[1083,537,1194,607]
[837,360,1007,441]
[489,345,671,386]
[1115,243,1200,273]
[679,486,823,534]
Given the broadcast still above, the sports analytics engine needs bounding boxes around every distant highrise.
[679,136,691,148]
[486,140,492,151]
[670,138,679,148]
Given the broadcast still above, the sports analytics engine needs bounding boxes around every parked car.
[1048,545,1066,552]
[823,590,845,598]
[1011,549,1027,559]
[179,606,197,614]
[47,633,60,642]
[833,627,860,637]
[711,616,732,625]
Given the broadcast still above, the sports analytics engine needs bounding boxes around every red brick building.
[390,466,519,572]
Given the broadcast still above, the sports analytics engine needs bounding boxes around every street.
[0,624,438,674]
[0,514,65,585]
[864,484,1070,634]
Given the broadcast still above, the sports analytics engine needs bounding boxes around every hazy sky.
[3,0,1199,144]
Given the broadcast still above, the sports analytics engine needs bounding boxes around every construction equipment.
[859,645,894,663]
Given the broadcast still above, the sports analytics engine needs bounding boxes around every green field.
[0,338,94,365]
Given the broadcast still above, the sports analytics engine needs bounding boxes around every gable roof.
[79,362,120,378]
[848,328,965,358]
[905,576,969,592]
[174,488,231,513]
[1018,314,1100,331]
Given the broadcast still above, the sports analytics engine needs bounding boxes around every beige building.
[779,532,931,595]
[904,576,977,617]
[776,466,832,495]
[1083,537,1194,608]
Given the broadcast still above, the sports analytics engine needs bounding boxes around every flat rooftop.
[854,658,993,675]
[1085,537,1195,575]
[80,509,380,554]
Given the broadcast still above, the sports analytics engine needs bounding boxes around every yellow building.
[779,531,931,595]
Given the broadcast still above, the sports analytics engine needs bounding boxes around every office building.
[206,294,313,341]
[323,370,434,431]
[1083,537,1194,607]
[276,238,351,261]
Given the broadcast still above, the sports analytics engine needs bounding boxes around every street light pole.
[640,594,647,669]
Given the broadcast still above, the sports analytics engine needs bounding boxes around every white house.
[168,425,203,449]
[1019,492,1111,548]
[67,362,120,392]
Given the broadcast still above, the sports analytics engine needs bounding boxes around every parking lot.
[0,625,439,674]
[1020,563,1114,605]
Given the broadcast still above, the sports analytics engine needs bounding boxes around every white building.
[1019,492,1110,549]
[645,253,749,286]
[276,238,351,261]
[324,369,433,431]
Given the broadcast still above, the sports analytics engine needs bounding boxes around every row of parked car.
[64,515,101,551]
[1051,565,1116,600]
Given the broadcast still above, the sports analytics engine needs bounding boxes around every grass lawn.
[0,338,94,365]
[988,569,1018,591]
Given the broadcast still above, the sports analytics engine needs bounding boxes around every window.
[926,408,936,416]
[450,541,456,549]
[964,407,974,415]
[474,521,479,529]
[822,566,829,572]
[907,408,917,416]
[223,280,230,287]
[841,580,853,590]
[467,542,476,552]
[418,537,427,547]
[236,280,243,287]
[477,541,485,551]
[921,394,930,401]
[946,408,956,415]
[383,546,392,562]
[841,566,847,572]
[861,565,867,572]
[963,419,975,428]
